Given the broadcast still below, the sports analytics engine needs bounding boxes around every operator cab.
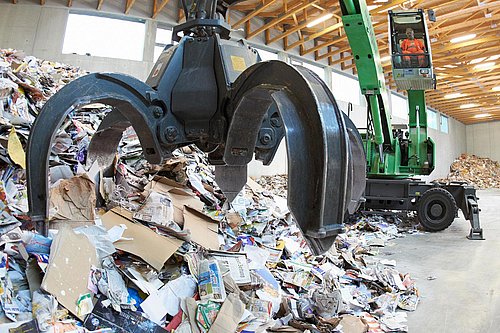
[388,10,436,91]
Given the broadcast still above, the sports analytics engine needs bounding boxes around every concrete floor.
[379,189,500,332]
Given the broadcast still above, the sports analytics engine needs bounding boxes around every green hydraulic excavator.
[338,0,483,239]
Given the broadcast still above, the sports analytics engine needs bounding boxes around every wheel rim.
[426,199,446,221]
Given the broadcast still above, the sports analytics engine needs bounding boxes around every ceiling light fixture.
[488,55,500,61]
[380,56,391,62]
[492,86,500,92]
[474,113,491,118]
[460,103,479,109]
[450,34,476,43]
[444,93,464,99]
[474,62,496,70]
[470,57,486,64]
[306,13,334,28]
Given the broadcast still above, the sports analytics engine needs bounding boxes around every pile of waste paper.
[437,153,500,189]
[255,175,287,198]
[0,49,419,333]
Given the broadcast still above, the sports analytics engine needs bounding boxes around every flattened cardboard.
[101,208,183,271]
[41,226,98,320]
[49,174,96,222]
[169,189,204,227]
[183,206,219,250]
[341,314,368,333]
[147,177,204,227]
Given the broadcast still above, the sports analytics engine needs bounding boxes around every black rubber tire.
[417,187,457,231]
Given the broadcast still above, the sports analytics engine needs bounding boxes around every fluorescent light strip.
[444,93,464,99]
[470,57,486,64]
[460,103,479,109]
[450,34,476,43]
[473,113,491,119]
[474,62,496,70]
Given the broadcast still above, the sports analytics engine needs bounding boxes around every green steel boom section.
[339,0,435,177]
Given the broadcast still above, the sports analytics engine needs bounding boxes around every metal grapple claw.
[26,0,366,254]
[27,73,165,234]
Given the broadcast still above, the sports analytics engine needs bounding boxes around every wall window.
[63,13,145,61]
[390,93,408,121]
[255,48,278,61]
[428,109,438,129]
[154,27,173,62]
[331,71,361,105]
[440,114,449,133]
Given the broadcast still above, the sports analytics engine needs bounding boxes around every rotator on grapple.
[26,0,366,255]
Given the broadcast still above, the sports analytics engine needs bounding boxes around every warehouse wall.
[466,121,500,162]
[0,1,467,180]
[427,117,466,180]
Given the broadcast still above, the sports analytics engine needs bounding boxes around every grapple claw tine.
[27,73,163,233]
[87,110,131,169]
[215,165,247,203]
[228,61,366,254]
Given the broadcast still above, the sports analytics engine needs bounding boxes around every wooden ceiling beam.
[246,0,319,39]
[67,0,73,6]
[432,27,499,49]
[285,22,342,52]
[232,0,280,29]
[431,14,498,35]
[439,107,500,117]
[429,92,500,106]
[438,74,500,86]
[432,45,500,65]
[435,76,500,89]
[429,97,500,108]
[433,35,499,53]
[152,0,171,19]
[96,0,104,10]
[436,1,500,21]
[125,0,136,14]
[267,2,339,44]
[430,84,500,96]
[314,23,386,60]
[445,105,500,113]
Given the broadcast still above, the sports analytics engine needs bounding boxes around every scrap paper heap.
[437,153,500,189]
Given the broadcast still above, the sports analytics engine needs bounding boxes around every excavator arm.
[339,0,435,177]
